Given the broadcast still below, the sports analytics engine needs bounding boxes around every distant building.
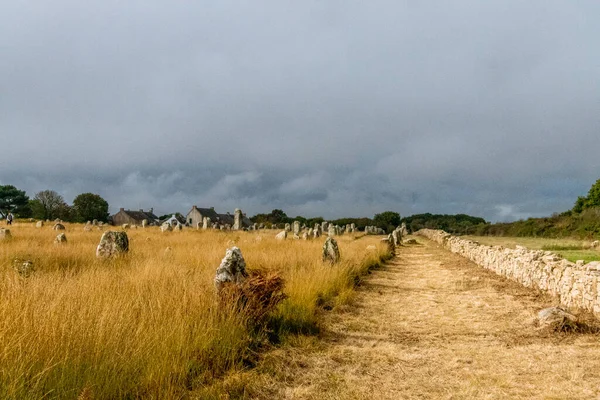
[111,208,158,226]
[186,205,252,228]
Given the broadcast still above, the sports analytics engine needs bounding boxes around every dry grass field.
[0,222,390,399]
[463,235,600,263]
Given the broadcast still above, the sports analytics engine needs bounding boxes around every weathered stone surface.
[122,224,130,229]
[400,222,408,236]
[160,223,172,233]
[302,232,309,240]
[293,221,300,235]
[284,223,291,232]
[328,225,336,237]
[54,233,67,244]
[174,223,183,231]
[233,208,243,230]
[0,228,12,240]
[53,223,66,231]
[322,237,340,264]
[383,234,395,255]
[83,225,92,232]
[592,240,599,248]
[275,231,287,240]
[142,219,148,228]
[538,307,577,330]
[350,223,356,233]
[92,219,98,226]
[292,234,300,240]
[36,221,44,228]
[322,222,329,232]
[96,231,129,258]
[203,217,211,229]
[214,246,248,292]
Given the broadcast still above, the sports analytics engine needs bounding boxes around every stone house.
[186,205,253,228]
[111,208,158,226]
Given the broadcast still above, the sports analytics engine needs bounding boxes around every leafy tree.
[72,193,109,222]
[373,211,401,233]
[584,179,600,209]
[250,209,291,224]
[0,185,30,218]
[33,190,68,220]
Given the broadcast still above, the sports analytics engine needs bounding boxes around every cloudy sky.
[1,1,599,221]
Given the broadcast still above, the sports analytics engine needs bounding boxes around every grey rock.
[275,230,287,240]
[54,233,67,244]
[96,231,129,258]
[0,228,12,240]
[538,307,577,330]
[322,237,340,264]
[214,246,248,292]
[53,223,66,231]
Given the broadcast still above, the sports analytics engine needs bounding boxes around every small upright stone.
[54,233,67,244]
[592,240,599,248]
[322,237,340,264]
[161,223,172,233]
[53,223,66,231]
[174,223,183,231]
[214,247,248,292]
[142,219,148,228]
[122,224,130,230]
[302,231,309,240]
[36,221,44,228]
[275,231,287,240]
[96,231,129,258]
[233,208,243,230]
[0,228,12,240]
[328,224,336,237]
[14,259,34,277]
[92,219,98,226]
[284,223,291,232]
[383,234,395,256]
[293,221,300,235]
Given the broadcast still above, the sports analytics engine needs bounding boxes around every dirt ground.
[249,236,600,399]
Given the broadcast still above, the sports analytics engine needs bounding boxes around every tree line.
[0,185,109,223]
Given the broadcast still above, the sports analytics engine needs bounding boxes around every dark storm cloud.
[1,1,599,221]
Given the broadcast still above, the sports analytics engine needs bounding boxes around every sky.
[1,1,599,222]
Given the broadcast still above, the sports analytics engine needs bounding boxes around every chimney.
[120,208,124,212]
[150,208,153,214]
[139,209,143,212]
[193,205,197,210]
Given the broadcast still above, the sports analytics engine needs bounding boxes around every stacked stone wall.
[416,229,600,315]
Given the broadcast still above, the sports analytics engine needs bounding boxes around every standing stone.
[253,223,258,231]
[275,231,287,240]
[54,233,67,244]
[53,223,66,231]
[392,229,400,246]
[14,260,34,277]
[203,217,211,230]
[313,224,322,238]
[346,224,351,234]
[293,221,300,235]
[233,208,243,230]
[96,231,129,258]
[400,223,408,237]
[328,224,336,237]
[174,223,183,231]
[83,225,92,232]
[36,221,44,228]
[160,223,173,233]
[350,223,356,233]
[383,234,395,256]
[92,219,98,226]
[322,222,329,232]
[284,223,291,232]
[214,246,248,292]
[122,224,130,230]
[592,240,599,248]
[302,232,309,240]
[322,237,340,264]
[142,219,148,228]
[0,228,12,240]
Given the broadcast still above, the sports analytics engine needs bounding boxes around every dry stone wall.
[416,229,600,315]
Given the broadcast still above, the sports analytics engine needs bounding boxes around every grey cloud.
[1,1,599,222]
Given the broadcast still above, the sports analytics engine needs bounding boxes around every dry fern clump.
[220,270,287,330]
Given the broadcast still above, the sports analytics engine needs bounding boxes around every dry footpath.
[245,237,600,399]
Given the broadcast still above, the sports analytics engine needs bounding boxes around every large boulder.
[54,233,67,244]
[322,237,340,264]
[214,247,248,292]
[0,228,12,240]
[96,231,129,258]
[275,231,287,241]
[538,307,577,330]
[53,223,66,231]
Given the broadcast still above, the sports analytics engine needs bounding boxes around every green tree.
[373,211,401,233]
[0,185,30,218]
[72,193,109,222]
[584,179,600,209]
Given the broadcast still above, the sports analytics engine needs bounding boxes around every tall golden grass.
[0,222,390,398]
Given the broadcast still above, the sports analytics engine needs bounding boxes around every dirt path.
[255,237,600,399]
